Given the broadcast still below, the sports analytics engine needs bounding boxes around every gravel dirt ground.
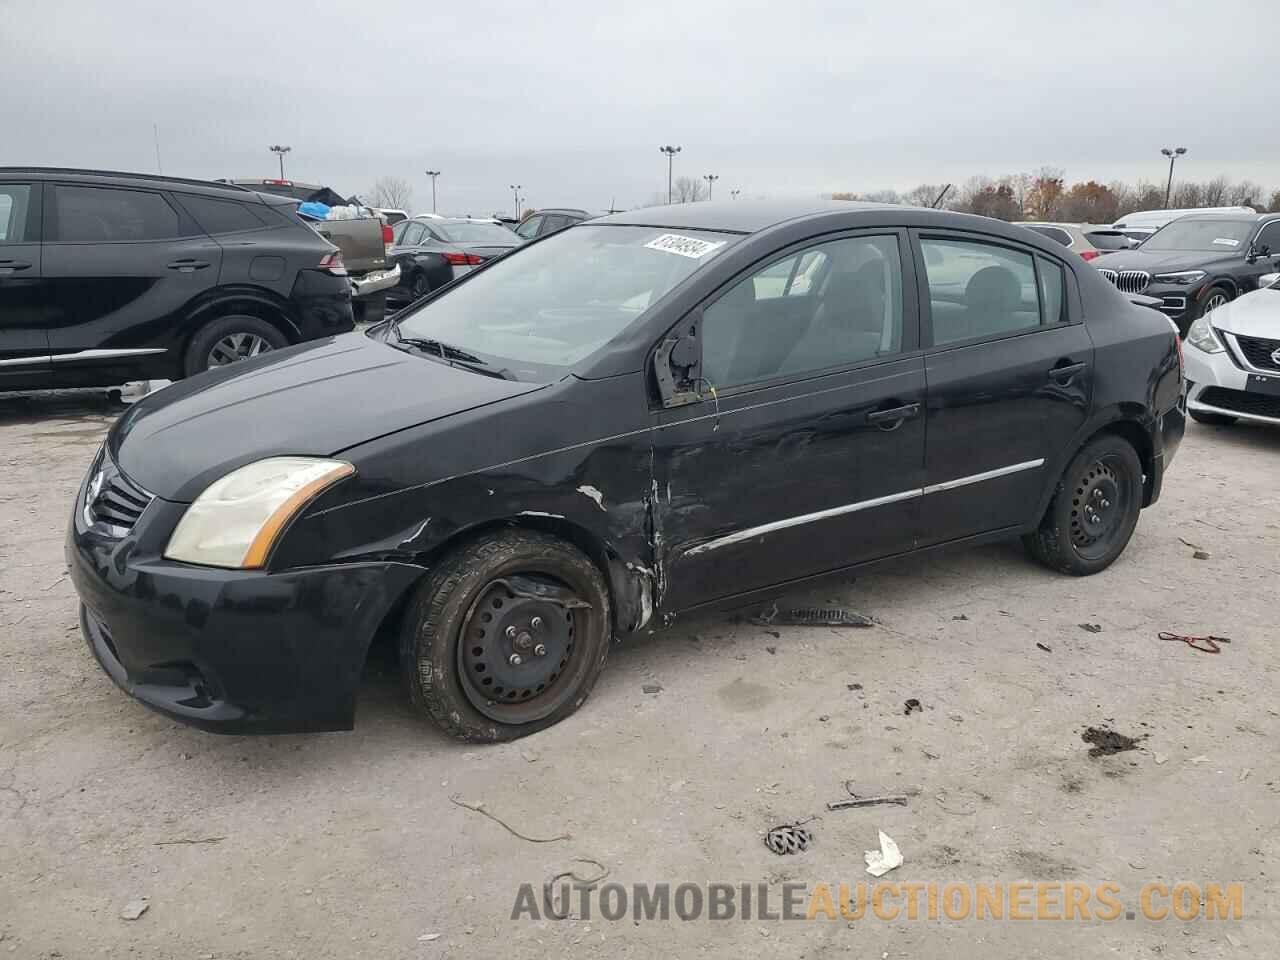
[2,392,1278,959]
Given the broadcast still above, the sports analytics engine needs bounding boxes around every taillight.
[1079,249,1100,261]
[318,251,347,277]
[443,252,484,266]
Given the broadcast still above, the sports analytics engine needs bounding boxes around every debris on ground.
[764,823,812,855]
[827,794,909,811]
[766,646,777,654]
[1190,755,1210,764]
[1082,726,1147,758]
[1078,623,1103,634]
[520,750,539,763]
[1193,550,1211,560]
[641,683,663,694]
[752,603,875,627]
[1160,631,1231,654]
[818,715,830,722]
[1153,752,1169,765]
[847,683,863,691]
[448,795,570,843]
[152,836,225,846]
[863,831,903,877]
[1036,642,1052,653]
[951,614,968,621]
[120,898,149,921]
[417,933,441,942]
[1239,768,1252,781]
[903,698,922,716]
[549,857,609,885]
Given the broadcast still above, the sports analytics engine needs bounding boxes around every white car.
[1183,271,1280,426]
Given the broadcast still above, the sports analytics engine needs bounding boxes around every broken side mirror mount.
[654,312,705,408]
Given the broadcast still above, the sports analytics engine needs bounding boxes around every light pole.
[509,184,523,220]
[659,145,681,203]
[730,189,741,200]
[425,170,441,213]
[268,144,291,179]
[1161,146,1187,209]
[703,174,719,200]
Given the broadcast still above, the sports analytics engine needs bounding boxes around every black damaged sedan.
[68,200,1185,741]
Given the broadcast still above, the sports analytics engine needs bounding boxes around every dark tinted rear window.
[1084,231,1132,251]
[1025,225,1073,247]
[50,185,181,242]
[180,195,268,234]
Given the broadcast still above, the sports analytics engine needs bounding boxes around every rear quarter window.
[178,195,269,235]
[1083,231,1132,251]
[1026,225,1073,247]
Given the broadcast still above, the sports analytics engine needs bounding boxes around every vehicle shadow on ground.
[1186,418,1280,452]
[0,389,125,427]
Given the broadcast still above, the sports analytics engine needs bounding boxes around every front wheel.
[1194,284,1233,320]
[399,530,612,742]
[1023,435,1143,576]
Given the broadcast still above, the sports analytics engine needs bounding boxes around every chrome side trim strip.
[50,348,168,363]
[684,488,924,557]
[0,355,52,367]
[682,459,1047,557]
[922,458,1045,495]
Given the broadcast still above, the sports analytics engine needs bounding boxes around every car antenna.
[931,184,953,208]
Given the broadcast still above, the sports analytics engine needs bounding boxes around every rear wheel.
[1189,410,1237,426]
[410,271,431,299]
[399,530,612,742]
[1023,435,1143,576]
[183,315,288,377]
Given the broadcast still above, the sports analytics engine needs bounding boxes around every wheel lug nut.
[530,616,543,630]
[508,653,523,666]
[533,644,547,657]
[505,626,517,639]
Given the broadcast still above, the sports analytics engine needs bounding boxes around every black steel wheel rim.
[1069,455,1129,559]
[458,577,583,724]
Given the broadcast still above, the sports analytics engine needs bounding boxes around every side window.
[701,235,905,389]
[515,216,543,239]
[402,222,427,245]
[0,184,32,243]
[391,220,408,243]
[1038,257,1067,324]
[920,238,1039,346]
[50,185,181,242]
[1254,222,1280,256]
[541,214,571,234]
[178,195,267,235]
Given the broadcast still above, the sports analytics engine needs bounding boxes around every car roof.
[0,167,259,198]
[535,208,592,217]
[1174,212,1273,223]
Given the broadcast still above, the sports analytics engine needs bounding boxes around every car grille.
[1097,268,1151,294]
[1198,387,1280,420]
[85,449,154,533]
[1233,334,1280,372]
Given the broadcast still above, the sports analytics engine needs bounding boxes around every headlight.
[164,457,355,568]
[1185,315,1225,354]
[1152,270,1206,285]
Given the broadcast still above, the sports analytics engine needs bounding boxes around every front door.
[912,231,1093,545]
[41,182,222,383]
[654,230,926,612]
[0,181,50,388]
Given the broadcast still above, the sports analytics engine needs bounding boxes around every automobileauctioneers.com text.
[513,880,1243,923]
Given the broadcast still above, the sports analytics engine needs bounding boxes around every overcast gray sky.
[2,0,1274,215]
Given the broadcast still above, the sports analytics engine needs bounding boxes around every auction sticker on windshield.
[1212,238,1240,246]
[645,233,727,259]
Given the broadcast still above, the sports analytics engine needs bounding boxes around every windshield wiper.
[390,333,516,380]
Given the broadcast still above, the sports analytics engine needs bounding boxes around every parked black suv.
[1093,212,1280,335]
[0,168,354,391]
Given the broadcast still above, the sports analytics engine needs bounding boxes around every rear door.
[0,180,50,386]
[912,230,1093,546]
[41,183,223,380]
[655,229,926,610]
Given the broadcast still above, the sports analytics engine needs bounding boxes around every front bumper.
[66,477,425,733]
[351,264,401,299]
[1184,340,1280,425]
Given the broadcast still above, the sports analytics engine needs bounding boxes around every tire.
[183,315,288,377]
[353,291,387,326]
[410,271,431,299]
[1022,434,1143,576]
[1189,410,1237,426]
[399,529,612,742]
[1193,284,1233,321]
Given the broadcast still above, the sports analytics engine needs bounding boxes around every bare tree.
[369,176,414,211]
[902,184,945,208]
[672,177,707,203]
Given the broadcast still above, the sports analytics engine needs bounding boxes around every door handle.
[866,402,921,426]
[1048,361,1088,383]
[166,259,211,272]
[0,260,32,273]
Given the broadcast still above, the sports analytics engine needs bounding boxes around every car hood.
[1095,250,1237,273]
[1207,288,1280,338]
[110,333,545,501]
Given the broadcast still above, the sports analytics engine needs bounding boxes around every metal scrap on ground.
[764,823,812,855]
[752,603,876,627]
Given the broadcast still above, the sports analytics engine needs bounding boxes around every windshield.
[1084,231,1132,251]
[435,221,518,243]
[1142,219,1254,252]
[394,224,738,379]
